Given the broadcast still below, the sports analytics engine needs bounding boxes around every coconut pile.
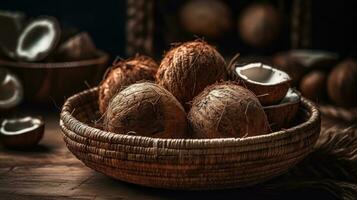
[273,50,357,108]
[98,41,299,139]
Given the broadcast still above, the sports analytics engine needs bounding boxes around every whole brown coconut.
[327,59,357,107]
[239,4,281,48]
[180,0,232,38]
[104,82,187,138]
[300,70,327,102]
[156,41,227,110]
[188,82,271,139]
[98,55,158,114]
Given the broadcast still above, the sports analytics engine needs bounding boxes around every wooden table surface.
[0,108,345,200]
[0,109,271,200]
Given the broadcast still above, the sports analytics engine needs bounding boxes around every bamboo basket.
[60,87,321,190]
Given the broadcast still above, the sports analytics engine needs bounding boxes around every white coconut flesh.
[289,49,338,67]
[0,117,43,135]
[0,69,23,109]
[280,88,300,104]
[16,18,59,61]
[264,89,300,108]
[236,63,291,85]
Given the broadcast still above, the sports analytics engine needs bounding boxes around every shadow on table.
[85,173,337,200]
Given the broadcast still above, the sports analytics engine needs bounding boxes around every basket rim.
[0,50,109,69]
[60,87,320,147]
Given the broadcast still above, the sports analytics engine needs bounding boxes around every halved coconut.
[0,10,25,59]
[0,68,23,112]
[15,16,61,62]
[0,116,44,148]
[288,49,339,68]
[234,62,291,105]
[263,89,301,131]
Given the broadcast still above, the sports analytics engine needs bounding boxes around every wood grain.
[0,110,343,199]
[0,111,268,199]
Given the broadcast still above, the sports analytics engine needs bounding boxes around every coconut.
[104,82,187,138]
[238,4,281,48]
[98,55,158,114]
[179,0,232,38]
[284,49,339,69]
[15,16,61,62]
[227,54,273,81]
[0,68,23,113]
[188,82,270,139]
[300,70,327,102]
[0,116,44,148]
[327,59,357,107]
[156,41,227,110]
[264,89,301,131]
[234,63,291,106]
[55,32,97,61]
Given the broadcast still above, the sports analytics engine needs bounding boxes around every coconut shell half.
[263,89,301,131]
[0,116,44,148]
[234,63,291,106]
[188,82,271,139]
[0,68,23,112]
[15,16,61,62]
[287,49,339,69]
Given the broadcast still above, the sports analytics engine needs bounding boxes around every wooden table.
[0,109,344,200]
[0,109,268,200]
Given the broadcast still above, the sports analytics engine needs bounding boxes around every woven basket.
[60,87,321,190]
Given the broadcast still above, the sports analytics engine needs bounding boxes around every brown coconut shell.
[98,55,158,114]
[233,63,291,106]
[156,41,227,110]
[104,82,187,139]
[263,89,301,131]
[327,59,357,107]
[188,82,271,139]
[299,70,327,102]
[180,0,232,38]
[0,116,45,148]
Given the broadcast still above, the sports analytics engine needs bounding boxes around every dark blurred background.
[1,0,356,58]
[1,0,126,57]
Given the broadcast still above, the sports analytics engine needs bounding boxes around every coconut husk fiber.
[254,119,357,199]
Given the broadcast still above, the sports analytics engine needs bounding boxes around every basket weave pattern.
[60,87,321,190]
